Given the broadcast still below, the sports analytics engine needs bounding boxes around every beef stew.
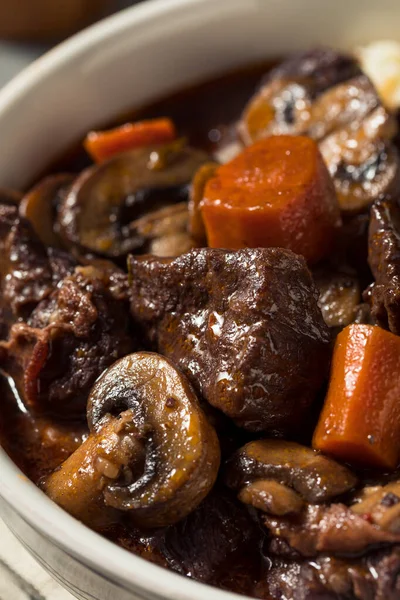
[1,46,400,600]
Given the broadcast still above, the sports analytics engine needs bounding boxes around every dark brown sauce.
[48,60,275,177]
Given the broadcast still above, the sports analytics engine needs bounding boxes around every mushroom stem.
[44,410,145,529]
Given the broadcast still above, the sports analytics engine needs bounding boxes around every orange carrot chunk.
[200,135,341,263]
[84,118,177,163]
[313,324,400,470]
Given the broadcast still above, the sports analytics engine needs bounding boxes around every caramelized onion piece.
[45,352,220,529]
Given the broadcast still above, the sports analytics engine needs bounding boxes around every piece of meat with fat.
[256,548,400,600]
[0,203,75,338]
[128,247,331,432]
[366,196,400,334]
[0,266,133,418]
[263,499,400,558]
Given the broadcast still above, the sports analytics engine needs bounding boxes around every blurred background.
[0,0,136,87]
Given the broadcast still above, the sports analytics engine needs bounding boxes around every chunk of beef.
[0,266,133,417]
[0,203,75,338]
[263,503,400,558]
[128,248,331,432]
[256,549,400,600]
[157,489,262,593]
[351,481,400,533]
[366,197,400,334]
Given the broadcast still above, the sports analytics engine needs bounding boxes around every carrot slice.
[200,135,341,263]
[84,118,177,163]
[313,324,400,470]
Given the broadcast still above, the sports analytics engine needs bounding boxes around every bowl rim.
[0,1,253,598]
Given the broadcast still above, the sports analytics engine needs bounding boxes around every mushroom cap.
[20,173,74,248]
[58,144,208,258]
[87,351,220,527]
[320,106,400,213]
[226,439,357,504]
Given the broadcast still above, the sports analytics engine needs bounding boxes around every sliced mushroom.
[238,479,304,516]
[44,411,143,528]
[57,142,208,258]
[305,75,380,141]
[238,48,363,145]
[188,162,218,244]
[239,75,379,146]
[19,174,74,248]
[44,352,220,529]
[320,106,400,213]
[238,77,315,144]
[131,202,194,257]
[314,268,361,329]
[226,440,357,505]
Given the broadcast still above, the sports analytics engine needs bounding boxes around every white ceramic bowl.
[0,1,399,598]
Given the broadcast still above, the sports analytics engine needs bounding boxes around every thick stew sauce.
[1,47,400,600]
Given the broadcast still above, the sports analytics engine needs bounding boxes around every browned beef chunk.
[263,502,400,558]
[0,204,52,317]
[157,489,262,593]
[0,266,133,418]
[128,248,331,432]
[366,197,400,334]
[256,549,400,600]
[0,203,75,338]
